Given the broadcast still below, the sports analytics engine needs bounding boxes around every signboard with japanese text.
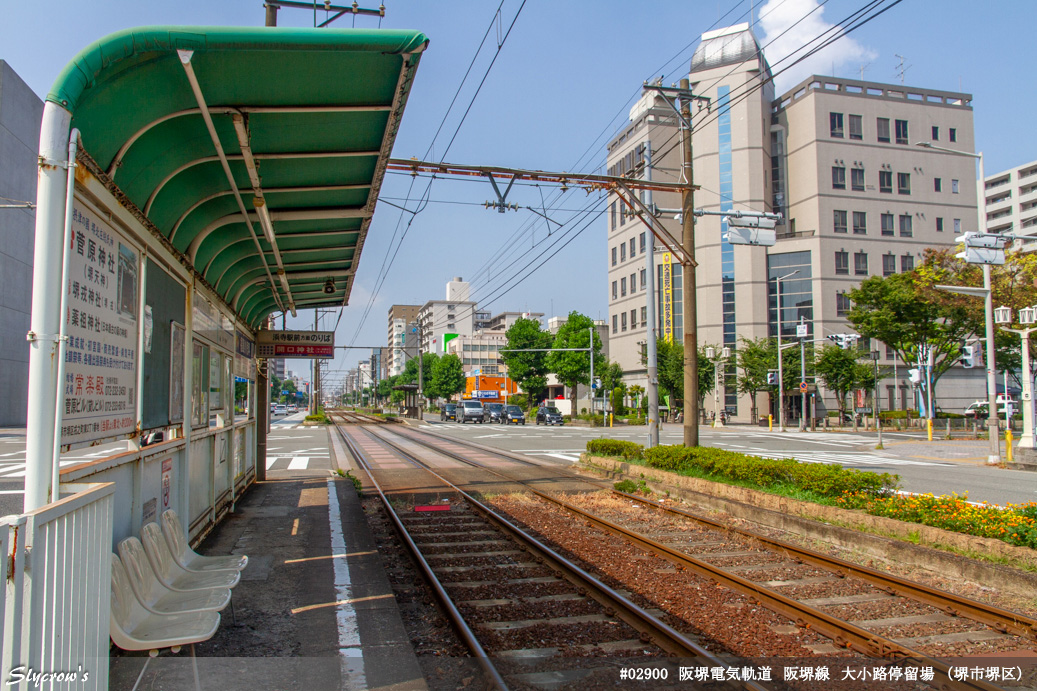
[256,330,334,358]
[62,200,139,446]
[661,252,673,344]
[234,330,256,379]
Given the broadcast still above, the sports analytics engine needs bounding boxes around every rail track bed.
[336,420,1036,690]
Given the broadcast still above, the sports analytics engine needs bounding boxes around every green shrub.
[640,445,897,498]
[586,439,645,460]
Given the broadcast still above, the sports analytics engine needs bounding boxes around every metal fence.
[2,482,114,690]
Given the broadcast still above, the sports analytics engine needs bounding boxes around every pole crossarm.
[614,182,695,267]
[386,158,693,194]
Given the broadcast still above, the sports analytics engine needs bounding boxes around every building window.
[611,247,617,266]
[931,125,939,140]
[620,243,626,261]
[832,166,846,189]
[612,280,617,299]
[640,268,646,287]
[854,251,869,275]
[641,306,647,324]
[952,179,959,194]
[936,217,944,232]
[879,170,892,193]
[849,114,863,140]
[897,172,911,195]
[621,312,627,332]
[881,213,894,236]
[629,238,636,257]
[877,117,891,143]
[853,211,867,234]
[612,314,617,333]
[610,202,617,229]
[833,209,848,233]
[886,344,895,359]
[619,201,626,226]
[899,214,913,237]
[835,250,849,275]
[620,277,627,296]
[934,177,942,192]
[630,273,636,292]
[954,218,962,233]
[830,112,844,138]
[883,253,896,276]
[851,167,865,191]
[836,293,851,316]
[639,232,646,253]
[895,119,909,145]
[949,128,957,142]
[901,254,915,272]
[630,309,637,328]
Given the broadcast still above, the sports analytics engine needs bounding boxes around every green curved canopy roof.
[50,26,427,328]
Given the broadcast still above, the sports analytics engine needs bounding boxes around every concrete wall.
[0,61,43,427]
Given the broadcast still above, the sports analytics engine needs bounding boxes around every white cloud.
[757,0,878,94]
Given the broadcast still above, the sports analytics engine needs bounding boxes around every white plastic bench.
[111,553,219,690]
[118,535,231,615]
[121,534,240,593]
[161,510,248,572]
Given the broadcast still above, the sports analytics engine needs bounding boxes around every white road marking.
[287,457,310,470]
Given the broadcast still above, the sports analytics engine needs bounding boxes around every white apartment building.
[387,304,419,376]
[417,278,477,355]
[606,23,983,421]
[983,160,1037,247]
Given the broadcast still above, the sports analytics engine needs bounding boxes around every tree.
[599,360,626,415]
[432,354,466,402]
[848,255,976,410]
[545,312,605,419]
[656,338,684,410]
[502,317,552,409]
[737,337,775,422]
[815,345,875,418]
[402,352,439,403]
[697,346,717,405]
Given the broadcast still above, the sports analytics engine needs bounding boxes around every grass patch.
[614,478,651,495]
[337,468,362,497]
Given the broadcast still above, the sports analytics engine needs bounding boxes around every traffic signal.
[908,369,922,384]
[955,232,1008,265]
[827,334,844,347]
[826,334,859,349]
[767,371,779,385]
[960,345,976,368]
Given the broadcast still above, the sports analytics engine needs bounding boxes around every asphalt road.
[417,417,1037,507]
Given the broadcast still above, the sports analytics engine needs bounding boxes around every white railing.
[2,483,114,691]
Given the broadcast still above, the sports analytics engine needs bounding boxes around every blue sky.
[3,1,1034,389]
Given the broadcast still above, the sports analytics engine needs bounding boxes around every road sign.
[799,381,808,393]
[257,330,334,358]
[796,324,808,338]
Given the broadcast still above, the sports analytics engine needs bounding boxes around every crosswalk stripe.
[287,457,310,470]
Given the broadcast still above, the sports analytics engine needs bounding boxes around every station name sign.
[257,330,335,358]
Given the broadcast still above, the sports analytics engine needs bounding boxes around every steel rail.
[616,490,1037,643]
[332,421,509,691]
[353,424,767,690]
[376,425,1008,691]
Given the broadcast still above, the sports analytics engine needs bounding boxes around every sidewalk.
[109,428,426,690]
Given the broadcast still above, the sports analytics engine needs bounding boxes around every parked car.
[460,400,486,423]
[441,403,458,422]
[502,405,525,425]
[485,402,504,423]
[273,404,287,417]
[536,405,564,426]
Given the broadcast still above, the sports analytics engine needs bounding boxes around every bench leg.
[230,594,237,625]
[130,656,152,691]
[192,643,202,691]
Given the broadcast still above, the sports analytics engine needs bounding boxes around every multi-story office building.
[984,160,1037,247]
[416,278,477,355]
[606,23,982,421]
[387,304,420,376]
[445,333,507,376]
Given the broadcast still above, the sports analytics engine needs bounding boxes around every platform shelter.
[1,26,427,688]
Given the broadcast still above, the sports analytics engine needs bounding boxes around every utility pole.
[644,142,660,448]
[799,316,807,432]
[265,3,279,26]
[679,77,699,447]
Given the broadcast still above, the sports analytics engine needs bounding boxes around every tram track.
[345,420,1035,691]
[332,416,769,690]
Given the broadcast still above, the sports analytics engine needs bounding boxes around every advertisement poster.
[61,200,139,446]
[169,322,185,423]
[661,252,674,344]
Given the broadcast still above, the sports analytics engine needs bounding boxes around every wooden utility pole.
[680,77,699,447]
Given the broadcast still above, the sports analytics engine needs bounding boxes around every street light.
[994,305,1037,450]
[772,270,799,432]
[705,346,730,426]
[917,141,999,464]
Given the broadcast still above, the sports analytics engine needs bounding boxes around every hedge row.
[586,440,898,498]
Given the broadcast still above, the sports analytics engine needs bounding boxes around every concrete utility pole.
[644,142,660,448]
[679,77,699,447]
[799,317,808,431]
